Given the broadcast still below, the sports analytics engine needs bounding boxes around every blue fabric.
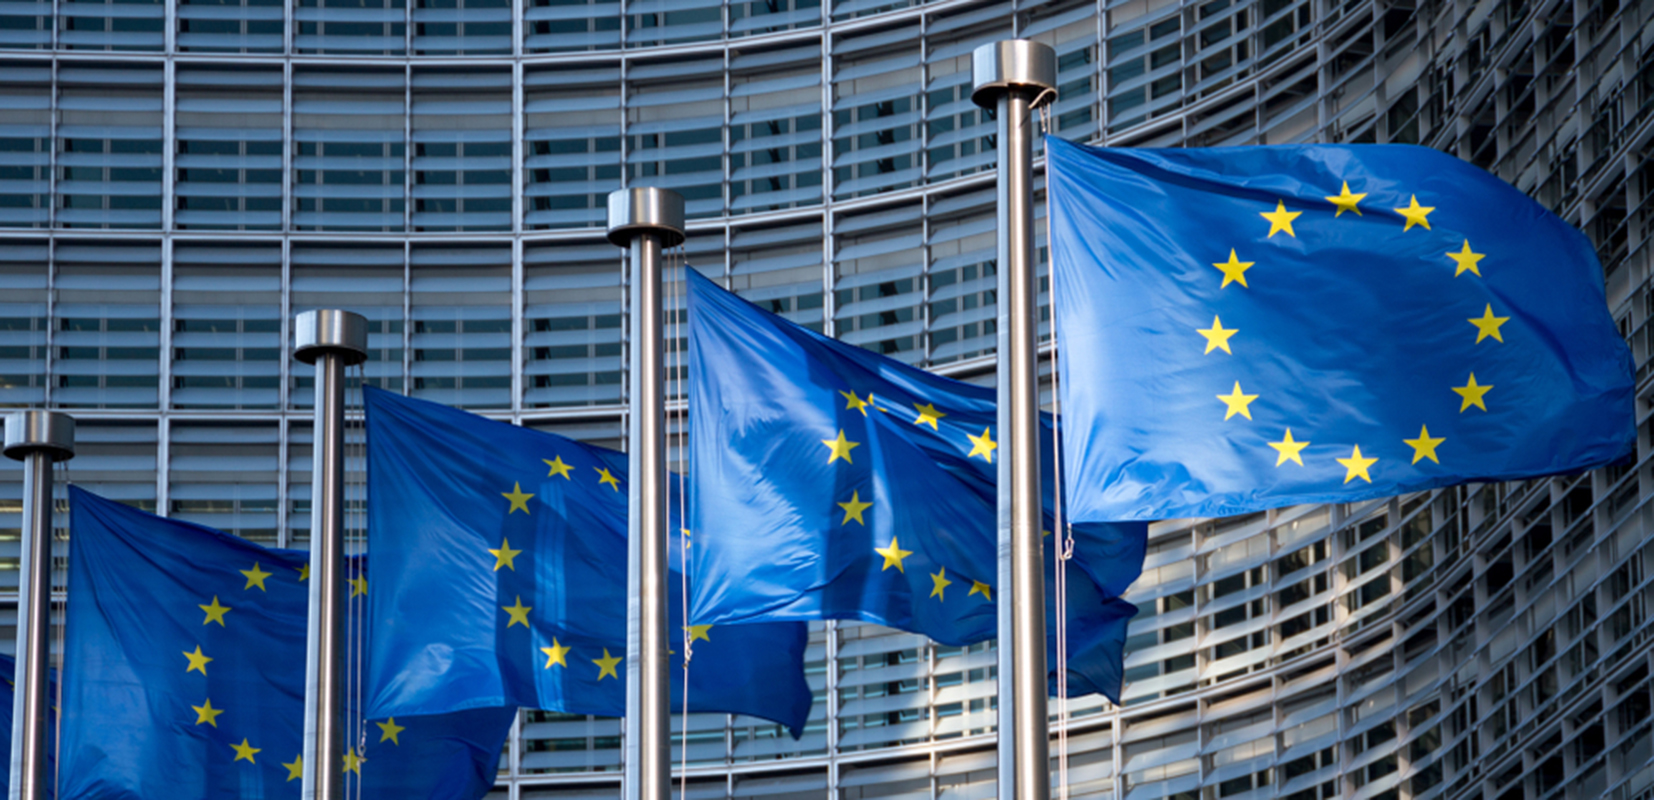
[1046,136,1636,521]
[0,655,57,798]
[60,486,514,800]
[362,387,813,736]
[686,269,1141,701]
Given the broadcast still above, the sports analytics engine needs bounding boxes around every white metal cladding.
[0,0,1651,798]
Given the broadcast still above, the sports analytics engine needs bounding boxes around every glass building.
[1,0,1651,796]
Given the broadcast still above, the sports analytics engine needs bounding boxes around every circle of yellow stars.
[486,450,721,684]
[1194,182,1506,485]
[820,391,998,608]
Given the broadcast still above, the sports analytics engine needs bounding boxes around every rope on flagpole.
[347,361,367,799]
[673,245,693,799]
[53,460,69,799]
[1038,101,1075,800]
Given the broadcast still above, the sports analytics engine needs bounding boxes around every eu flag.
[686,269,1141,700]
[362,387,813,736]
[1046,136,1635,522]
[60,486,514,800]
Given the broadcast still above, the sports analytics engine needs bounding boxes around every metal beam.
[607,187,685,800]
[972,39,1056,800]
[4,411,74,800]
[293,309,368,800]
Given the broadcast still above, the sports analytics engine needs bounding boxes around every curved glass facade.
[1,0,1652,797]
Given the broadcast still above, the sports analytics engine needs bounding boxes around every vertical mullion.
[282,60,293,232]
[158,237,174,411]
[511,236,523,418]
[162,59,176,232]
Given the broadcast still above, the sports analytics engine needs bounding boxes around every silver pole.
[4,412,73,800]
[607,187,684,800]
[293,310,368,800]
[973,40,1057,800]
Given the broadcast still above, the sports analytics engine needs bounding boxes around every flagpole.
[607,187,684,800]
[973,39,1056,800]
[4,412,73,800]
[293,310,368,800]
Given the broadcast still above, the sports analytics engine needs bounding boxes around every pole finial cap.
[294,309,369,366]
[4,411,75,462]
[971,39,1058,109]
[606,187,686,248]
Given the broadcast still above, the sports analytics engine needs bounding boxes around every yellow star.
[501,482,534,514]
[1453,373,1492,412]
[1447,240,1485,277]
[875,536,913,573]
[489,537,522,571]
[342,748,364,775]
[1336,445,1378,484]
[349,575,368,597]
[1325,181,1366,216]
[231,738,261,763]
[376,717,405,745]
[1394,195,1434,231]
[198,596,231,627]
[283,755,303,781]
[501,595,533,628]
[1197,315,1238,355]
[543,456,573,479]
[821,429,859,464]
[837,490,872,526]
[966,427,997,463]
[1403,425,1445,464]
[840,390,871,416]
[541,638,570,668]
[929,568,952,600]
[595,467,621,492]
[1268,428,1310,466]
[240,562,272,591]
[685,624,712,643]
[192,698,225,727]
[1211,249,1254,288]
[1468,304,1509,343]
[297,563,309,582]
[969,580,992,601]
[912,402,946,430]
[183,645,212,675]
[593,648,621,680]
[1260,200,1302,238]
[1216,382,1258,421]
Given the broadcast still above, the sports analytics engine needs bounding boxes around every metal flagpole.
[4,411,73,800]
[607,187,685,800]
[972,39,1057,800]
[293,310,368,800]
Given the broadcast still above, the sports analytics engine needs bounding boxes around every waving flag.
[362,387,813,736]
[60,486,513,800]
[1045,136,1634,521]
[686,269,1141,700]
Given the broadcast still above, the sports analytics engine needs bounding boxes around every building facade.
[1,0,1651,797]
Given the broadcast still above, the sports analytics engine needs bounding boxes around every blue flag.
[1045,136,1634,522]
[0,655,56,799]
[60,486,514,800]
[686,269,1141,700]
[362,387,813,736]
